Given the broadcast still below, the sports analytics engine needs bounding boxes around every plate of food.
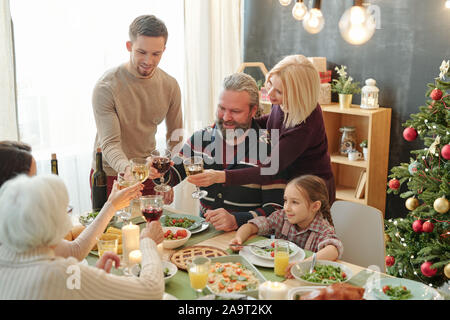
[79,211,118,227]
[170,245,228,271]
[291,260,353,286]
[161,213,205,231]
[248,239,301,260]
[289,283,366,300]
[238,245,305,268]
[206,255,266,299]
[367,278,441,300]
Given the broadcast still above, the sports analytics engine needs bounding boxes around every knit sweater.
[166,120,287,227]
[0,238,164,300]
[92,62,183,176]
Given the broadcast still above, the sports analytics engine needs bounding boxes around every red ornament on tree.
[430,88,443,101]
[389,178,400,190]
[385,256,395,267]
[441,144,450,160]
[421,261,437,277]
[403,127,418,141]
[412,219,423,233]
[422,221,434,233]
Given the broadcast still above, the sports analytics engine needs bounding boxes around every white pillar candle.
[128,249,142,266]
[258,281,288,300]
[122,223,140,266]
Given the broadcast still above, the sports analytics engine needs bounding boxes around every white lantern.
[360,78,379,109]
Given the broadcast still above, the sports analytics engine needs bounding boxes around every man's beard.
[216,118,252,140]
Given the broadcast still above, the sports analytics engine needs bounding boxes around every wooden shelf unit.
[321,103,392,216]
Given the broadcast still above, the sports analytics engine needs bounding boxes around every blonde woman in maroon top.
[187,55,335,204]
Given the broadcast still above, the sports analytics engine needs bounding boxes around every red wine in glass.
[142,208,163,222]
[152,157,171,174]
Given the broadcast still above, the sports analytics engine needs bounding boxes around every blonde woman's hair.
[287,175,333,226]
[0,174,72,252]
[266,55,320,128]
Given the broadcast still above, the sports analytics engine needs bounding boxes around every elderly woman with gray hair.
[0,174,165,299]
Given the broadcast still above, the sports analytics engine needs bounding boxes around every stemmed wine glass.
[140,195,164,222]
[150,149,172,193]
[131,158,150,183]
[183,156,208,199]
[115,172,139,222]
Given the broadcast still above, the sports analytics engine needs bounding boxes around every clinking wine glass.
[150,149,172,193]
[140,194,164,223]
[115,172,139,222]
[183,156,208,199]
[131,158,150,183]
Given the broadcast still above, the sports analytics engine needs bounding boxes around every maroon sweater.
[225,104,335,203]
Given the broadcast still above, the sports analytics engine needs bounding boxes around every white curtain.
[0,0,18,141]
[10,0,185,216]
[172,0,242,215]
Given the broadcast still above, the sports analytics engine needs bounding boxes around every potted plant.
[331,65,361,109]
[360,139,368,161]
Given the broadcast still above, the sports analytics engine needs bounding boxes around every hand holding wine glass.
[150,149,172,193]
[183,156,208,199]
[114,173,141,221]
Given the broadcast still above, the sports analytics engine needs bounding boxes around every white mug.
[348,150,363,161]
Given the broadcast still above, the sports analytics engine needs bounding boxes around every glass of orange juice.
[274,240,290,277]
[187,257,210,297]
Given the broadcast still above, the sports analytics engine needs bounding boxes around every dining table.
[84,206,449,300]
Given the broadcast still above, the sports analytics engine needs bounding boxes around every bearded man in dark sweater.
[148,73,287,231]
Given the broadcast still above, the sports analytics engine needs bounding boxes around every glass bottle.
[91,148,107,211]
[339,126,357,155]
[51,153,58,175]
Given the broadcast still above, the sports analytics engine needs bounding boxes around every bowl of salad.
[79,211,118,227]
[161,214,203,231]
[291,260,353,286]
[162,227,191,249]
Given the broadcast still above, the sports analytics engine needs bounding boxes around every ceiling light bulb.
[279,0,292,6]
[292,1,308,20]
[339,3,376,45]
[303,8,324,34]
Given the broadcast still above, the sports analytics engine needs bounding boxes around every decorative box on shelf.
[318,83,331,105]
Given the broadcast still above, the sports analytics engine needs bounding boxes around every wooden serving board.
[170,245,228,270]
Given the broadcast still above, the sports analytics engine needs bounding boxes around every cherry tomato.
[383,285,391,294]
[270,252,275,257]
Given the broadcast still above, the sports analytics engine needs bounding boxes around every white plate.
[248,239,302,261]
[162,261,178,283]
[190,222,210,234]
[288,286,327,300]
[239,245,305,268]
[163,292,178,300]
[364,277,444,300]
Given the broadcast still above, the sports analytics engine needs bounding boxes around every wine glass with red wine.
[150,149,172,193]
[140,195,164,222]
[183,156,208,199]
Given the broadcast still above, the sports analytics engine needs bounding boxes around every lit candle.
[258,281,288,300]
[122,223,140,266]
[128,250,142,266]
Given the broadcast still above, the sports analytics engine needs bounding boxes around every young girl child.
[230,175,343,268]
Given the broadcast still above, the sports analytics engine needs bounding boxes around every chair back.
[330,200,386,273]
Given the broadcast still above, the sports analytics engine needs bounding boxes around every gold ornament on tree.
[405,197,419,211]
[445,263,450,279]
[433,196,449,214]
[384,233,391,243]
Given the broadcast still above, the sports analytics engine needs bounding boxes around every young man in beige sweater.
[91,15,183,200]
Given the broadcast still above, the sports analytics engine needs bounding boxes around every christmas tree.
[385,60,450,288]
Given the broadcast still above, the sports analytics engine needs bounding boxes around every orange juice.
[188,267,209,290]
[274,251,289,276]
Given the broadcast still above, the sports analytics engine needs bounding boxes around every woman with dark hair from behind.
[0,140,144,262]
[0,141,36,187]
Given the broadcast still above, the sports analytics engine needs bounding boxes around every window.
[10,0,185,214]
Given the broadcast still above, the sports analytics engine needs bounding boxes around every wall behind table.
[243,0,450,219]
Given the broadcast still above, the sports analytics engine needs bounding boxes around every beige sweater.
[0,238,164,300]
[92,62,183,176]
